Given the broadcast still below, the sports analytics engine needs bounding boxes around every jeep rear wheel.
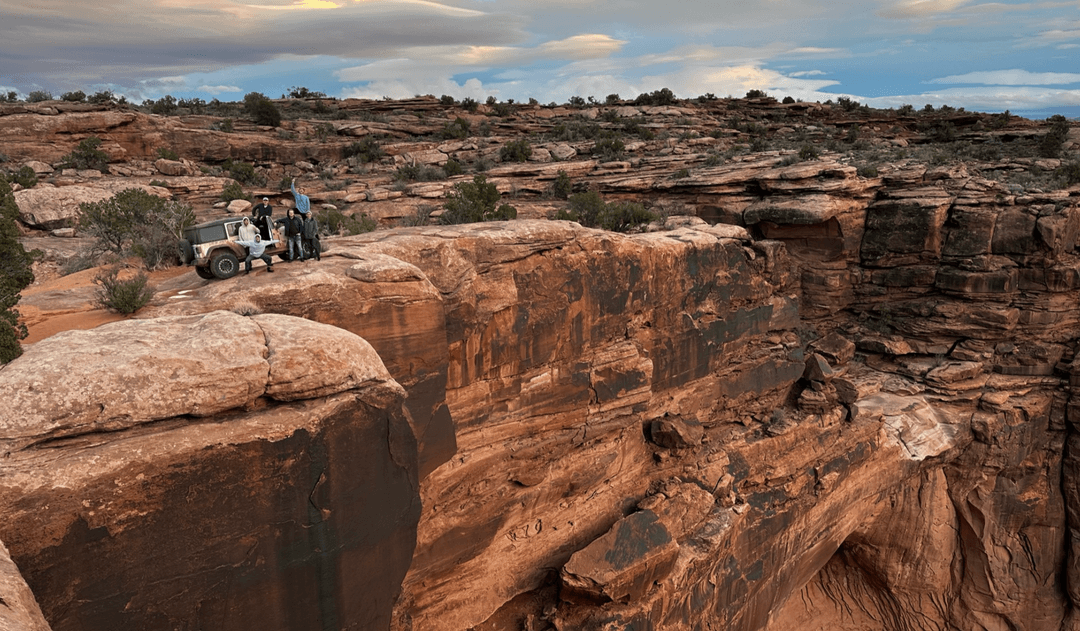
[210,251,240,279]
[179,239,195,265]
[195,265,215,280]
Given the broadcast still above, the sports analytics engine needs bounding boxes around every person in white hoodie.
[235,233,279,274]
[238,217,257,242]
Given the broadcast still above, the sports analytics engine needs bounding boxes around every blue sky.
[2,0,1079,118]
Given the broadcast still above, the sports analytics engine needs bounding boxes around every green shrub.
[9,166,37,189]
[0,177,34,363]
[61,90,86,102]
[343,137,383,163]
[395,164,445,182]
[86,90,115,104]
[150,95,177,115]
[26,90,52,103]
[243,92,281,127]
[557,191,656,233]
[672,168,690,179]
[461,97,479,112]
[500,139,532,163]
[1038,115,1070,159]
[704,153,723,167]
[94,268,154,314]
[149,179,168,188]
[1057,161,1080,187]
[317,207,377,235]
[441,175,512,224]
[78,188,195,268]
[288,86,327,99]
[798,144,820,160]
[552,170,572,199]
[223,159,258,184]
[216,118,234,133]
[441,117,471,140]
[592,137,625,162]
[444,159,464,176]
[633,88,676,106]
[156,147,179,161]
[857,164,880,178]
[59,136,109,172]
[0,91,18,103]
[440,95,456,106]
[220,180,249,203]
[782,96,796,104]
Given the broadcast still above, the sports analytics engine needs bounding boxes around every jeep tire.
[179,239,195,265]
[195,266,216,280]
[210,251,240,279]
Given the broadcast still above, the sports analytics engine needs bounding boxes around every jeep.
[179,217,289,279]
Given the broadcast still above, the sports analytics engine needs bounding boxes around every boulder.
[13,185,113,229]
[227,198,252,214]
[561,510,679,603]
[154,158,189,176]
[649,415,704,448]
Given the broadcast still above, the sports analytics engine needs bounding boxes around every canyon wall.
[3,101,1080,630]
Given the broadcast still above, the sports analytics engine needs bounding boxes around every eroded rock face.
[0,311,420,631]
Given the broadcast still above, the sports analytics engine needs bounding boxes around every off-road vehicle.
[179,217,289,279]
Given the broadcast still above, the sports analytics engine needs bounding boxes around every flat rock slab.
[561,510,679,604]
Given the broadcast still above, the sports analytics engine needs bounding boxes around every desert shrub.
[672,168,690,179]
[500,139,532,163]
[461,97,479,112]
[634,88,676,106]
[156,147,179,161]
[0,177,34,363]
[26,90,52,103]
[440,95,456,106]
[1057,160,1080,187]
[553,120,601,141]
[243,92,281,127]
[223,159,258,184]
[150,95,177,115]
[0,91,18,103]
[60,250,96,276]
[556,191,655,232]
[1038,115,1071,159]
[857,164,880,178]
[778,154,800,167]
[9,165,37,189]
[215,118,234,133]
[552,170,572,199]
[745,89,768,99]
[399,204,436,227]
[477,120,492,137]
[178,97,205,113]
[568,95,586,107]
[474,157,492,172]
[94,268,154,314]
[61,90,86,102]
[704,152,723,166]
[782,96,796,104]
[313,122,335,141]
[918,120,957,143]
[149,179,167,188]
[317,207,376,235]
[491,102,515,117]
[444,159,464,176]
[395,164,445,182]
[799,144,820,160]
[592,136,625,162]
[231,301,263,316]
[220,180,249,203]
[58,136,109,172]
[343,137,383,163]
[87,90,116,104]
[288,86,327,99]
[605,94,621,105]
[897,104,915,115]
[441,175,515,224]
[78,188,195,268]
[441,117,471,140]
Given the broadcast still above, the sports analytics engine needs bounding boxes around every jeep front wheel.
[210,251,240,279]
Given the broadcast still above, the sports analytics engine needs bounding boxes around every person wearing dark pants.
[302,212,321,261]
[236,234,278,273]
[281,208,304,261]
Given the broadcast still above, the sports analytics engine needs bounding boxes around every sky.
[2,0,1079,119]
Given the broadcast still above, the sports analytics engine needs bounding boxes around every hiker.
[235,233,278,274]
[302,211,321,261]
[238,217,257,243]
[290,177,311,220]
[281,208,305,261]
[252,197,273,239]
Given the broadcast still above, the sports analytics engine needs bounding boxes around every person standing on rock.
[291,178,311,220]
[236,233,277,274]
[252,197,273,240]
[281,208,305,261]
[302,211,321,261]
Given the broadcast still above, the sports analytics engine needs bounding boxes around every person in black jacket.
[252,197,273,239]
[302,212,321,261]
[281,208,305,261]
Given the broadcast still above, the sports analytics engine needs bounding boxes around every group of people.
[235,178,321,274]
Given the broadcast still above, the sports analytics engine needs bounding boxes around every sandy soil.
[19,264,197,345]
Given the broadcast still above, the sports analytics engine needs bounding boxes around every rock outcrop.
[0,312,420,631]
[4,97,1080,631]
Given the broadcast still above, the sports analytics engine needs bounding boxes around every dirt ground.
[19,264,196,345]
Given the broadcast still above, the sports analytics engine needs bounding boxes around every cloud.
[244,0,342,10]
[862,85,1080,111]
[928,68,1080,84]
[879,0,972,19]
[196,85,243,94]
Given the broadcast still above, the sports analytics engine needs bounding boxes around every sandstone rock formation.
[3,96,1080,631]
[0,312,420,631]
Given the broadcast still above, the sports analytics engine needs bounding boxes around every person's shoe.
[266,266,274,272]
[245,269,250,275]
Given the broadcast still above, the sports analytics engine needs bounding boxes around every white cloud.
[879,0,972,19]
[862,85,1080,111]
[197,85,243,94]
[790,70,828,77]
[928,68,1080,84]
